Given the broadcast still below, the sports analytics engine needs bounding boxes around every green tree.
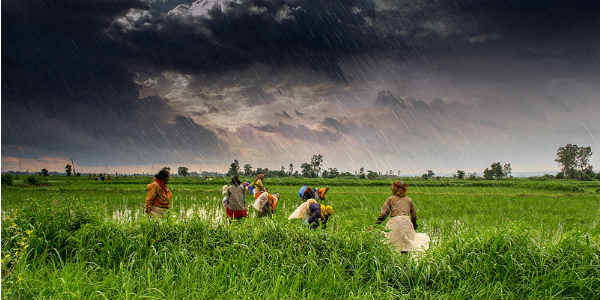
[227,160,240,176]
[178,166,189,177]
[456,170,465,179]
[490,162,504,179]
[483,168,494,180]
[427,170,435,178]
[243,164,253,176]
[503,163,512,178]
[555,144,579,179]
[576,146,592,177]
[288,163,293,176]
[65,164,72,176]
[359,167,365,179]
[327,167,339,178]
[280,165,287,177]
[40,168,49,176]
[300,162,313,177]
[367,170,378,179]
[311,154,323,177]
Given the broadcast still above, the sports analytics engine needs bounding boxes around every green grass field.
[2,176,600,299]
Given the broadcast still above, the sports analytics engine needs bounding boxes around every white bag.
[252,192,269,211]
[288,199,317,220]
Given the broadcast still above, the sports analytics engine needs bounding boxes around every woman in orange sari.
[145,169,172,217]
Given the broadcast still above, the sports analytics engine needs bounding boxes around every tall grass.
[2,177,600,299]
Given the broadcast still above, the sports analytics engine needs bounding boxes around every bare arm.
[145,185,157,213]
[376,198,391,224]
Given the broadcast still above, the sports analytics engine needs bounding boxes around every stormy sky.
[2,0,600,174]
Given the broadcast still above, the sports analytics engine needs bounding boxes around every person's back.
[226,185,246,211]
[382,195,415,219]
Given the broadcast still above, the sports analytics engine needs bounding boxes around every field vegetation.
[2,176,599,299]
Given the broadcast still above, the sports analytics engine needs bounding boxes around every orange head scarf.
[391,181,408,197]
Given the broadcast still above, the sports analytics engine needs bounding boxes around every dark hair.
[155,169,170,181]
[302,187,315,201]
[231,175,241,186]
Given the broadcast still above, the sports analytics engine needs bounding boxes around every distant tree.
[328,167,339,178]
[288,163,293,176]
[483,168,494,180]
[468,172,478,180]
[300,162,313,178]
[576,146,593,177]
[425,170,435,179]
[311,154,323,176]
[243,164,253,176]
[227,160,240,176]
[421,173,429,180]
[456,170,465,179]
[293,170,299,177]
[503,163,512,178]
[490,162,504,179]
[280,165,287,177]
[367,170,378,179]
[40,168,49,176]
[359,167,365,179]
[65,164,73,176]
[178,166,189,177]
[321,170,329,178]
[555,144,580,179]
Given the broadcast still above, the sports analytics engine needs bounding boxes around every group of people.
[144,169,429,252]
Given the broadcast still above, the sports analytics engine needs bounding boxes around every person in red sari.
[145,169,172,217]
[224,175,248,219]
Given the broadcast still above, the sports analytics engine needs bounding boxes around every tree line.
[17,144,599,181]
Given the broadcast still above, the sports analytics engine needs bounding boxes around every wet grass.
[2,177,600,299]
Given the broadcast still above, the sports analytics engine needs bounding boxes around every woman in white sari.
[376,181,429,252]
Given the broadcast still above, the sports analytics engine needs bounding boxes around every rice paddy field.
[2,176,600,299]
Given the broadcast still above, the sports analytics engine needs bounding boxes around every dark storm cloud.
[3,0,600,170]
[274,111,292,119]
[106,0,383,80]
[241,86,276,106]
[321,117,350,133]
[253,121,340,144]
[2,0,228,165]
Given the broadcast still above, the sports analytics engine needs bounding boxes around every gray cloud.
[3,0,600,172]
[275,111,292,119]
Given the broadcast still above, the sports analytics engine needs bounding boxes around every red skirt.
[226,208,248,219]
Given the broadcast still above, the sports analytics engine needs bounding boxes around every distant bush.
[2,174,14,185]
[27,176,41,185]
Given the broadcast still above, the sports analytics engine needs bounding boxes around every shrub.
[27,176,40,185]
[2,174,14,185]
